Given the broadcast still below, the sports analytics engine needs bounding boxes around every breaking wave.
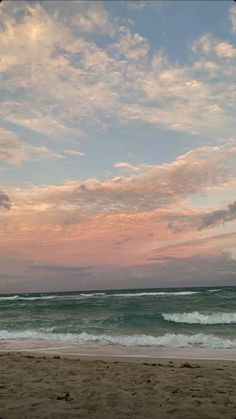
[162,311,236,325]
[0,329,235,349]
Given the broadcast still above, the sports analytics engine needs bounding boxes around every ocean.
[0,286,236,350]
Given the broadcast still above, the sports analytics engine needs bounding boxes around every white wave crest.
[163,311,236,325]
[0,295,20,301]
[0,291,199,301]
[106,291,199,297]
[65,291,199,298]
[0,330,236,349]
[0,295,58,301]
[21,296,57,301]
[79,293,106,298]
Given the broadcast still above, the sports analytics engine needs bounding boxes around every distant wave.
[0,291,200,302]
[79,293,106,298]
[162,311,236,325]
[0,293,107,301]
[0,329,235,349]
[0,295,57,301]
[66,291,199,298]
[106,291,200,297]
[0,295,19,301]
[208,289,222,293]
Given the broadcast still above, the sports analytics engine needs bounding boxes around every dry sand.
[0,352,236,418]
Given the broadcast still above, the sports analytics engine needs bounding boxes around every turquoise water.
[0,286,236,349]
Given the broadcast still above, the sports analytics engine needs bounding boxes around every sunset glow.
[0,0,236,292]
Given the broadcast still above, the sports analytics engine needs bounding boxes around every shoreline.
[1,339,236,361]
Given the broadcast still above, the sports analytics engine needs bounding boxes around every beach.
[0,350,236,419]
[1,1,236,417]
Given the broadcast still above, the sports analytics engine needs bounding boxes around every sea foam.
[0,329,236,349]
[162,311,236,325]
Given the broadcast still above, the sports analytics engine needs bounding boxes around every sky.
[0,0,236,293]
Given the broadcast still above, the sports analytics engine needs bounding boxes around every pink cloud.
[1,143,235,267]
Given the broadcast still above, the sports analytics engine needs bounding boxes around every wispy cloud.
[0,127,63,164]
[30,264,91,273]
[70,1,119,36]
[229,5,236,33]
[0,1,235,141]
[126,1,167,12]
[64,150,85,157]
[111,31,149,60]
[115,162,153,172]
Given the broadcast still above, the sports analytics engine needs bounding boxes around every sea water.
[0,286,236,349]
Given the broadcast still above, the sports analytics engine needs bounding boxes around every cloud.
[229,5,236,33]
[126,1,167,12]
[0,191,11,210]
[0,1,236,140]
[115,162,139,171]
[198,200,236,230]
[110,236,132,249]
[2,253,236,293]
[192,33,236,58]
[34,146,64,161]
[114,162,151,172]
[5,143,236,216]
[64,150,85,157]
[0,142,234,269]
[126,1,147,11]
[0,128,28,164]
[148,231,236,260]
[30,264,91,273]
[0,127,63,164]
[0,2,236,286]
[168,199,236,233]
[70,1,119,36]
[122,42,236,135]
[111,31,149,60]
[223,247,236,260]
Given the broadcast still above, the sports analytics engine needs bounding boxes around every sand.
[0,352,236,419]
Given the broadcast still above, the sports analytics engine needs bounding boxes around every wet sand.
[0,351,236,419]
[1,339,236,360]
